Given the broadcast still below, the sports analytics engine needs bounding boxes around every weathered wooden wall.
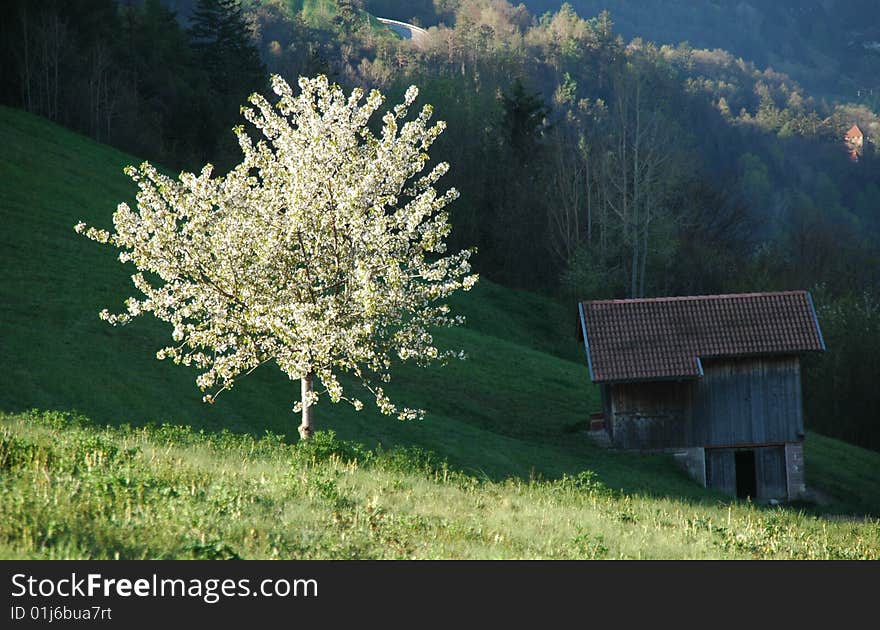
[604,356,806,500]
[691,357,803,447]
[755,445,788,499]
[706,449,736,495]
[607,381,690,449]
[607,356,804,450]
[705,445,788,500]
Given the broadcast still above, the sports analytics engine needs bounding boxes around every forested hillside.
[519,1,880,104]
[369,1,880,104]
[2,0,880,452]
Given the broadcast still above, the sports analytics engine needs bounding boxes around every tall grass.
[2,411,877,560]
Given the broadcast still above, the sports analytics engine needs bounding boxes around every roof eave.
[595,351,825,384]
[806,291,827,352]
[578,302,595,381]
[594,374,702,385]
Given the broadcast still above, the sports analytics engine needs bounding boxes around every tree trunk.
[585,154,592,245]
[298,373,314,440]
[20,5,32,112]
[630,221,640,298]
[639,216,649,298]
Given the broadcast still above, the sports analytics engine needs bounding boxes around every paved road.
[377,17,430,47]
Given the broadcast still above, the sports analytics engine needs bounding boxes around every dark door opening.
[735,450,757,499]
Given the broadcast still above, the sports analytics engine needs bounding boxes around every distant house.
[845,124,864,161]
[577,291,825,501]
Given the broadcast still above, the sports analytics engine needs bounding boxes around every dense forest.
[2,0,880,450]
[371,1,880,104]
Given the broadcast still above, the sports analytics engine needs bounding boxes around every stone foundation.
[672,447,707,487]
[785,442,806,500]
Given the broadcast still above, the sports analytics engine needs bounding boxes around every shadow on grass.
[11,405,875,520]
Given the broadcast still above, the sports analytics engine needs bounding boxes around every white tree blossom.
[76,74,477,439]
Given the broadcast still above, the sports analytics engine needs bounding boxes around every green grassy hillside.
[281,0,397,35]
[1,409,877,560]
[1,105,879,558]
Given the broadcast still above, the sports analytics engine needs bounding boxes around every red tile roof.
[578,291,825,383]
[846,124,863,140]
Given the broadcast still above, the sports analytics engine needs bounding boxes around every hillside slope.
[366,0,880,102]
[1,106,879,560]
[0,104,640,487]
[519,1,880,103]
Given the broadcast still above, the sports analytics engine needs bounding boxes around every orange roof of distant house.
[846,124,863,140]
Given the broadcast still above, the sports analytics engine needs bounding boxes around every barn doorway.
[734,450,757,499]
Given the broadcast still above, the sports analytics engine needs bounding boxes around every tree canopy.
[76,74,477,436]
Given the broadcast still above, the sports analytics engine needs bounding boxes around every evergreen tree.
[190,0,265,97]
[188,0,266,167]
[500,78,548,160]
[118,0,206,167]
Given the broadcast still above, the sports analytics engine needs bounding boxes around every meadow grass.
[1,410,877,560]
[2,106,879,559]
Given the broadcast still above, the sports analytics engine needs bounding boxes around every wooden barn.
[577,291,825,501]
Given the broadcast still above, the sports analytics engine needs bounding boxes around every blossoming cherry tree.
[76,74,477,440]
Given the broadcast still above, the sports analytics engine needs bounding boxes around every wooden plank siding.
[691,356,803,447]
[608,380,691,449]
[755,446,788,499]
[707,449,736,496]
[705,445,788,500]
[606,356,804,450]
